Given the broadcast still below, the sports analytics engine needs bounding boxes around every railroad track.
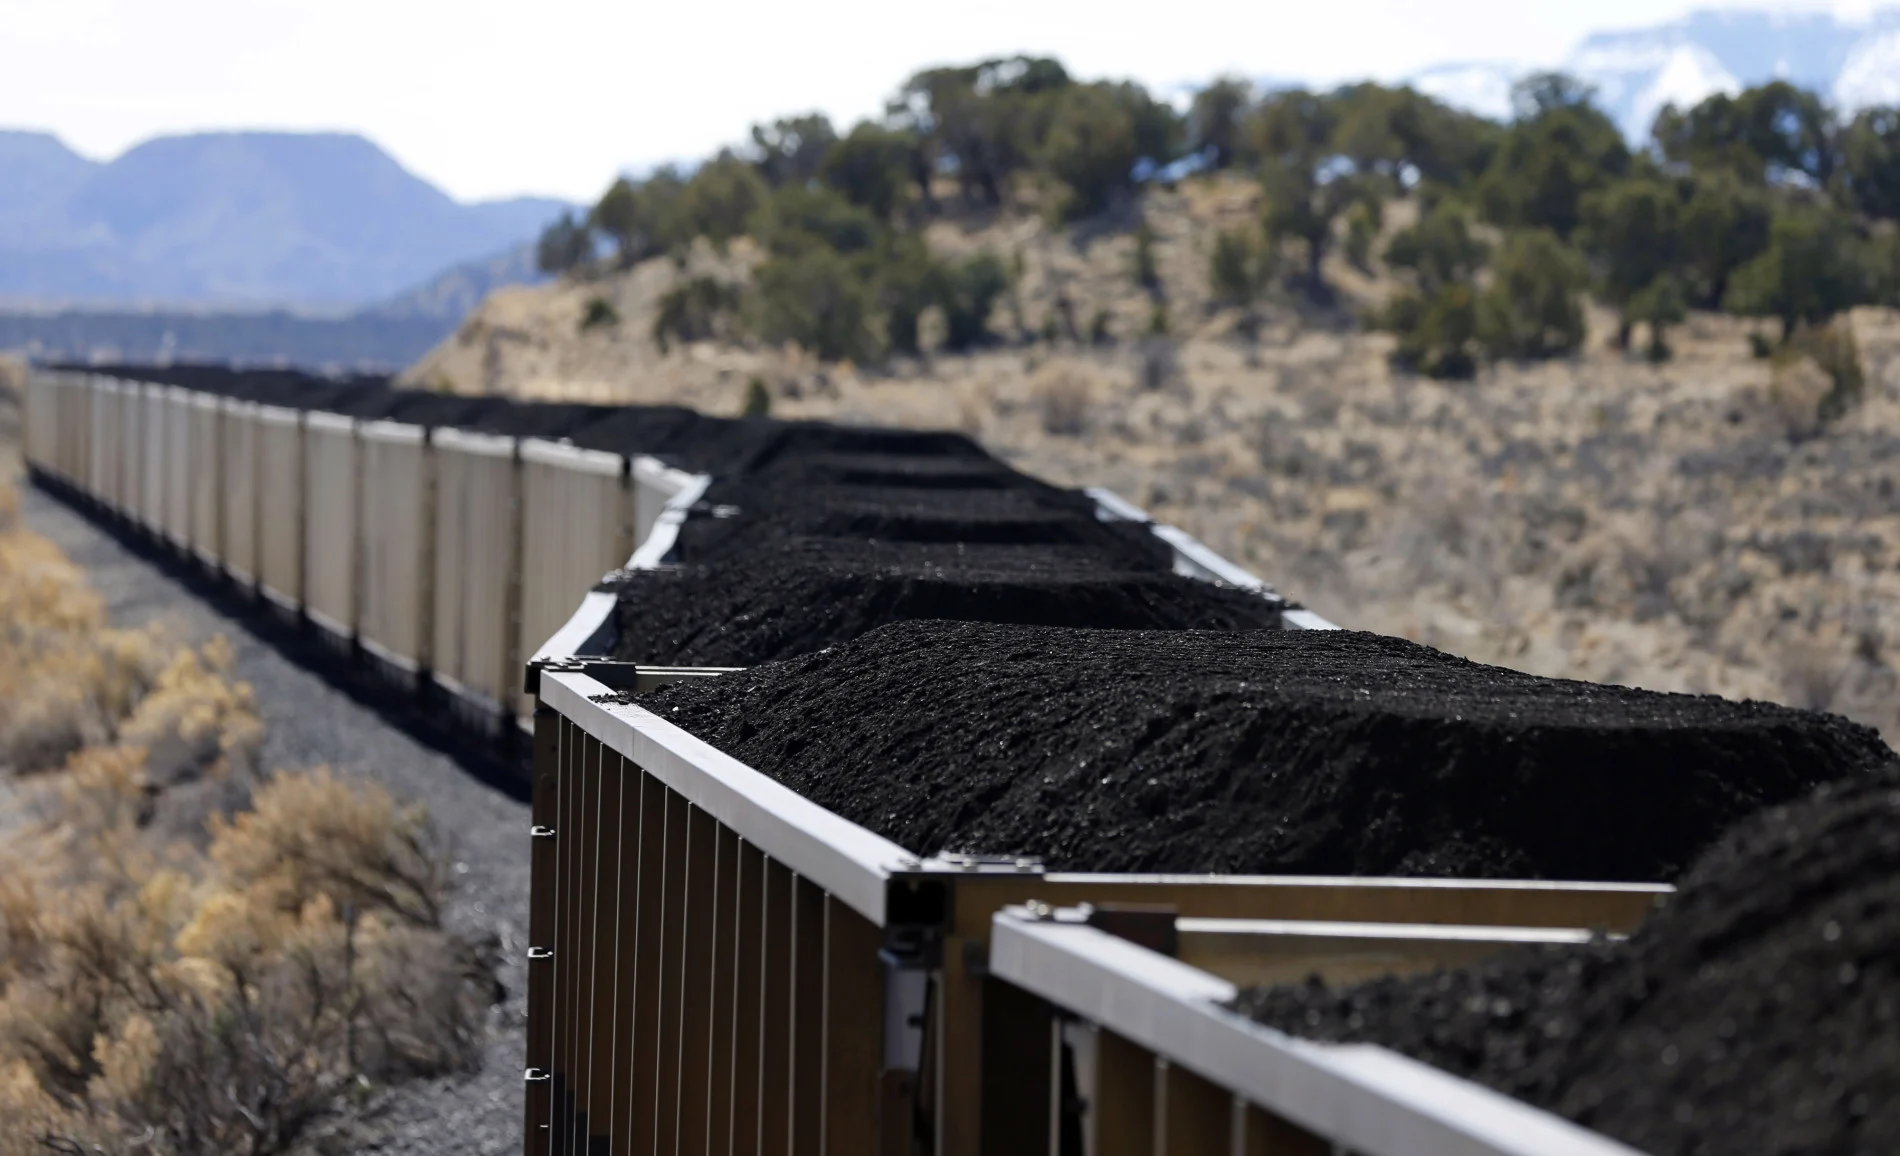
[24,366,1762,1156]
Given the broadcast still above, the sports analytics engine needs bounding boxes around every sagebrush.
[0,485,498,1156]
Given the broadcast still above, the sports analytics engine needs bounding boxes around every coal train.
[26,366,1691,1156]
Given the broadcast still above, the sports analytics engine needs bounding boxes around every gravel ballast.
[1231,771,1900,1155]
[637,621,1893,879]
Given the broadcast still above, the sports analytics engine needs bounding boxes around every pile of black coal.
[637,621,1893,880]
[1232,768,1900,1155]
[609,542,1280,666]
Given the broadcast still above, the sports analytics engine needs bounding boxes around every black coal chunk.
[638,621,1892,880]
[1231,769,1900,1155]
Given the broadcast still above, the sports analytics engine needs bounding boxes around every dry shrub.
[0,483,495,1155]
[0,767,492,1156]
[1031,362,1097,436]
[1769,320,1865,436]
[1768,353,1835,438]
[1138,335,1182,393]
[1777,636,1848,713]
[210,767,450,931]
[0,516,172,774]
[115,638,265,846]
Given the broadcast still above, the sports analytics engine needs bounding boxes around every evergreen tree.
[535,212,593,275]
[1724,205,1869,339]
[1478,74,1628,238]
[822,124,916,220]
[1477,229,1589,360]
[1579,178,1684,348]
[750,114,839,187]
[1187,77,1253,168]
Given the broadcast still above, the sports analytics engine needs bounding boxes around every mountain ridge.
[0,129,568,311]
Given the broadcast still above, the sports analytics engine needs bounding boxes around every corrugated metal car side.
[516,440,631,721]
[139,384,167,533]
[21,371,54,477]
[255,405,305,613]
[220,399,262,586]
[357,421,432,675]
[302,412,361,642]
[530,669,1669,1156]
[61,374,87,488]
[161,387,193,548]
[431,429,520,721]
[526,675,910,1156]
[45,372,67,481]
[188,392,223,567]
[58,373,88,486]
[89,377,121,513]
[118,378,142,520]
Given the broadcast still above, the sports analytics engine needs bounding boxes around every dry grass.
[1029,361,1094,436]
[0,483,495,1155]
[411,177,1900,746]
[0,488,171,776]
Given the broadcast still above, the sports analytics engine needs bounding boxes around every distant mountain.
[0,132,98,241]
[0,130,570,310]
[361,240,545,323]
[1401,7,1900,140]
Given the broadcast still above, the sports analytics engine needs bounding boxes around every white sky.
[0,0,1876,204]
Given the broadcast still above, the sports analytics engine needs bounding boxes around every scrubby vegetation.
[535,57,1900,392]
[0,485,496,1155]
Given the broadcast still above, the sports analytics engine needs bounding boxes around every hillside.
[404,181,1900,743]
[361,241,545,323]
[0,130,566,308]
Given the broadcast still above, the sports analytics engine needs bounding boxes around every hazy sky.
[0,0,1879,204]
